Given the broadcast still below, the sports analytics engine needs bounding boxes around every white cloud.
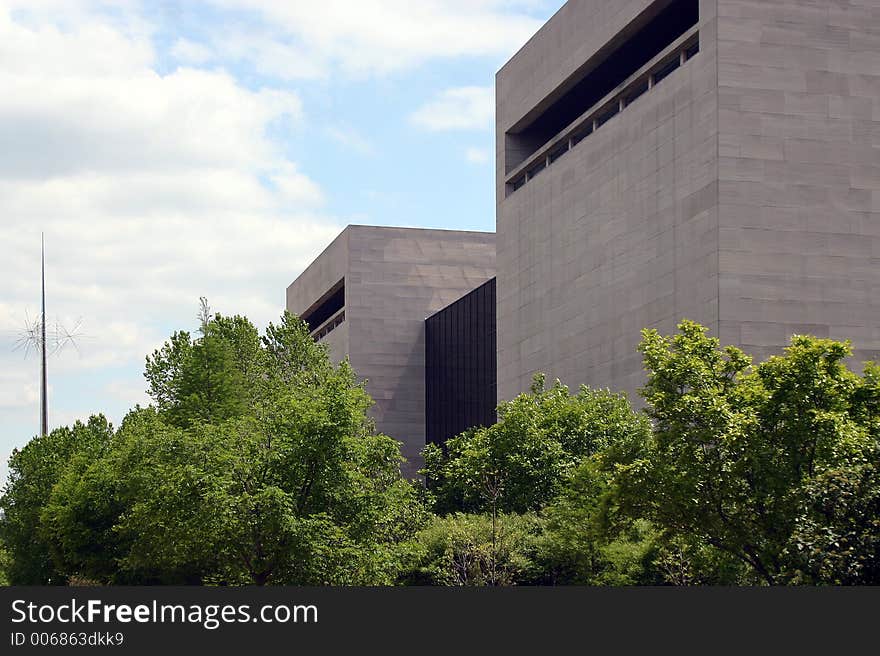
[268,163,326,206]
[0,0,554,486]
[465,147,490,165]
[410,86,494,131]
[170,38,214,65]
[0,374,39,409]
[204,0,547,78]
[0,3,343,417]
[325,125,374,156]
[0,66,303,180]
[0,2,153,78]
[211,30,328,81]
[103,378,151,407]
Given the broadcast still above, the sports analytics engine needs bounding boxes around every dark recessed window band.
[506,34,699,196]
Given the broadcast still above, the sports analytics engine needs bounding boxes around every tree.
[0,536,11,586]
[542,459,747,585]
[41,408,205,584]
[617,320,878,584]
[145,302,340,426]
[535,457,659,585]
[788,460,880,584]
[423,374,650,515]
[144,299,256,429]
[404,512,544,586]
[0,416,113,584]
[42,306,426,585]
[420,375,650,586]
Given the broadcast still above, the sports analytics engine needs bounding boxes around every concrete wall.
[497,0,666,151]
[317,319,349,366]
[497,0,720,403]
[497,0,880,404]
[285,229,350,364]
[287,225,495,477]
[285,229,349,320]
[716,0,880,366]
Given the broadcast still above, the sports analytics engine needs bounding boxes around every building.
[287,0,880,470]
[286,225,495,476]
[497,0,880,403]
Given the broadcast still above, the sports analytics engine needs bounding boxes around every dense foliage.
[0,416,113,585]
[2,313,877,585]
[419,321,879,585]
[2,304,424,585]
[423,375,651,514]
[617,321,880,584]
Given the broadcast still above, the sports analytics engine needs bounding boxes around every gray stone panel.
[497,0,720,404]
[717,0,880,369]
[316,320,348,366]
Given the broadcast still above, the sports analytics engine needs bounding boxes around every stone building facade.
[496,0,880,402]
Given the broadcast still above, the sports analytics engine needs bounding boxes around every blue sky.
[0,0,563,484]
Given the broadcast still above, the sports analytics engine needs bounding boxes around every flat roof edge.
[344,224,496,236]
[497,1,570,76]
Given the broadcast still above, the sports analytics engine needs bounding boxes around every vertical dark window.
[425,278,497,446]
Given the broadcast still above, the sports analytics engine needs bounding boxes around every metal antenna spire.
[41,232,48,436]
[8,235,85,437]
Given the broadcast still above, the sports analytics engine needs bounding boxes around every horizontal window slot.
[527,159,546,180]
[314,310,345,342]
[652,56,680,84]
[623,77,650,106]
[505,0,699,173]
[301,278,344,333]
[504,27,699,197]
[548,142,569,164]
[595,104,619,128]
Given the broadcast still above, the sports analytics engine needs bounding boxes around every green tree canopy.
[37,306,425,585]
[423,374,650,515]
[0,416,113,584]
[7,310,879,586]
[143,299,315,428]
[404,512,545,586]
[616,320,879,584]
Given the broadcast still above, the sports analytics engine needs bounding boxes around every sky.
[0,0,564,484]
